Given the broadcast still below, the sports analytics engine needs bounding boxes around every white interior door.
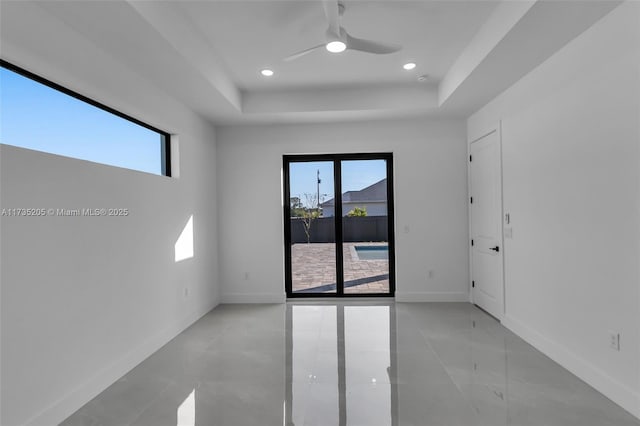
[469,129,504,320]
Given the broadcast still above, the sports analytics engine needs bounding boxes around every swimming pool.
[354,245,388,260]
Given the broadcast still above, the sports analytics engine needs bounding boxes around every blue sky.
[0,66,164,175]
[289,159,386,207]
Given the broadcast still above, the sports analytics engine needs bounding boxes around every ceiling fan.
[284,0,402,61]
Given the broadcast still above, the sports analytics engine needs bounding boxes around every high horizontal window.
[0,60,170,176]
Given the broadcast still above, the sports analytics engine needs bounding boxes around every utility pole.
[316,169,321,211]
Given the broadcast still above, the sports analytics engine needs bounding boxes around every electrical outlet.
[608,331,620,351]
[428,270,434,279]
[183,287,189,298]
[244,272,250,280]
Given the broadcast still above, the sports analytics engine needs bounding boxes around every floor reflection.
[59,302,640,426]
[286,304,397,426]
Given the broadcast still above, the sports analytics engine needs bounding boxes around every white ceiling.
[179,1,499,90]
[0,0,622,125]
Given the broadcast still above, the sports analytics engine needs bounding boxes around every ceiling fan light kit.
[326,40,347,53]
[284,0,402,62]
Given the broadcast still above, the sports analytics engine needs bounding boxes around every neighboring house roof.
[321,178,387,207]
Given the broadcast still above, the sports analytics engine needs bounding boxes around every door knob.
[489,246,500,252]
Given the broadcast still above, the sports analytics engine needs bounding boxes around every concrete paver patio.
[291,242,389,294]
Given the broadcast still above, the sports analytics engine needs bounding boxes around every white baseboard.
[221,292,286,304]
[395,291,470,302]
[503,315,640,420]
[25,300,219,426]
[222,291,469,304]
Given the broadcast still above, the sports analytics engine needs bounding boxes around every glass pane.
[341,160,390,294]
[0,66,166,176]
[289,161,336,294]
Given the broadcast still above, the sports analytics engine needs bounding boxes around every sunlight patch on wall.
[174,215,194,262]
[177,389,195,426]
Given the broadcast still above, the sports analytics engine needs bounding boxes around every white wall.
[0,12,220,426]
[216,118,469,303]
[468,2,640,418]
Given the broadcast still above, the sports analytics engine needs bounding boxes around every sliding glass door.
[341,159,391,295]
[287,160,337,294]
[284,153,395,297]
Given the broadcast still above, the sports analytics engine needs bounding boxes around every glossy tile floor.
[61,302,640,426]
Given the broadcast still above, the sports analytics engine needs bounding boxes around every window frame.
[0,59,171,176]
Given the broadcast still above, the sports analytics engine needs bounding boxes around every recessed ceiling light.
[326,41,347,53]
[260,69,274,77]
[403,62,417,70]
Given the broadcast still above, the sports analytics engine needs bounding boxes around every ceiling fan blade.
[284,44,325,62]
[322,0,340,37]
[345,32,402,54]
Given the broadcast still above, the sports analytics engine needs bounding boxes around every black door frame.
[283,153,396,298]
